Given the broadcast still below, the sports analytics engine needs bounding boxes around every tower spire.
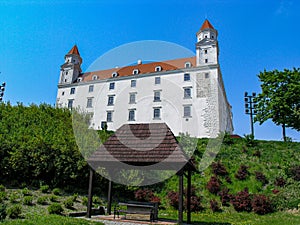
[68,44,80,55]
[200,19,214,31]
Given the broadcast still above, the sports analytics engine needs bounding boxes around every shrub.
[52,188,61,196]
[72,193,78,202]
[92,196,103,205]
[253,150,261,157]
[167,191,179,209]
[49,194,58,202]
[40,185,50,193]
[255,171,268,185]
[231,188,252,212]
[82,196,88,206]
[218,187,232,206]
[0,184,5,192]
[244,134,257,147]
[225,176,232,184]
[211,161,228,177]
[210,200,221,212]
[6,205,22,219]
[22,188,32,196]
[290,165,300,181]
[274,177,286,187]
[0,204,7,221]
[48,203,63,215]
[252,194,273,215]
[135,189,155,202]
[23,196,34,206]
[0,191,7,203]
[63,197,74,209]
[37,196,48,205]
[9,192,19,203]
[222,132,234,145]
[235,165,249,180]
[206,176,221,194]
[188,195,203,212]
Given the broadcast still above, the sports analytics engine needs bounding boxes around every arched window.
[112,72,118,77]
[133,69,139,75]
[155,66,162,72]
[185,62,191,68]
[92,75,98,80]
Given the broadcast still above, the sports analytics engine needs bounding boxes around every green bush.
[63,197,74,209]
[23,196,34,206]
[72,193,78,202]
[40,185,50,193]
[52,188,61,196]
[49,195,58,202]
[9,192,19,203]
[0,184,5,192]
[22,188,32,196]
[82,196,88,206]
[0,191,7,203]
[6,205,22,219]
[37,196,48,205]
[48,203,63,215]
[0,204,7,221]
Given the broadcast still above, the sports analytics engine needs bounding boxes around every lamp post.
[0,82,5,102]
[244,92,257,137]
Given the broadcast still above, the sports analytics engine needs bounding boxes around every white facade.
[56,20,233,138]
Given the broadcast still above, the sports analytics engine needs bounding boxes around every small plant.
[72,193,78,202]
[6,205,22,219]
[37,196,48,205]
[206,176,221,194]
[40,185,50,193]
[231,188,252,212]
[244,134,257,147]
[210,199,221,212]
[290,165,300,181]
[222,132,234,145]
[48,203,63,215]
[63,197,74,209]
[225,175,232,184]
[23,196,34,206]
[211,161,228,177]
[0,191,7,203]
[218,187,232,206]
[82,196,88,206]
[255,171,268,185]
[235,164,249,180]
[52,188,61,196]
[274,177,286,187]
[0,184,5,192]
[167,191,179,209]
[9,192,19,203]
[253,150,261,157]
[252,194,273,215]
[22,188,32,196]
[49,194,58,202]
[135,189,155,202]
[92,196,103,205]
[0,204,7,221]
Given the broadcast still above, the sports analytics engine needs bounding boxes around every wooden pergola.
[86,123,196,224]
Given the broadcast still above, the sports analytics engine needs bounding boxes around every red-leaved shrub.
[211,161,228,177]
[134,189,160,204]
[255,171,268,185]
[206,176,221,194]
[251,194,273,215]
[210,199,221,212]
[218,187,232,206]
[235,165,249,180]
[231,188,252,212]
[274,177,286,187]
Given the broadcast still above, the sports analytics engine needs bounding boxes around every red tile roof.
[200,19,214,30]
[68,45,80,55]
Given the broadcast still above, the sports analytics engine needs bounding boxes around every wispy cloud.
[275,0,293,16]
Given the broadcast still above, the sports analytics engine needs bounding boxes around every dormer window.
[211,35,214,39]
[133,69,139,75]
[77,78,82,82]
[92,75,98,80]
[155,66,162,72]
[112,72,118,77]
[185,62,191,68]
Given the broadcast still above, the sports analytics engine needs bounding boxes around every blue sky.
[0,0,299,141]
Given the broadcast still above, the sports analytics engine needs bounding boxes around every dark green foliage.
[52,188,61,196]
[244,134,257,147]
[9,192,19,203]
[49,195,58,202]
[222,132,234,145]
[6,205,22,219]
[63,197,74,209]
[289,165,300,181]
[274,177,286,187]
[82,197,88,206]
[252,194,273,215]
[37,196,48,205]
[0,191,7,203]
[0,204,7,221]
[0,184,5,192]
[23,196,33,206]
[40,185,49,193]
[22,188,31,196]
[47,203,63,215]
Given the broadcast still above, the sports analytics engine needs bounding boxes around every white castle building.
[56,19,233,138]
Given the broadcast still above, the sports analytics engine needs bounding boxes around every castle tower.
[196,19,219,66]
[59,45,82,84]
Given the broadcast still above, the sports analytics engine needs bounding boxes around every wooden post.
[178,172,184,224]
[107,180,112,215]
[87,168,94,218]
[187,170,191,224]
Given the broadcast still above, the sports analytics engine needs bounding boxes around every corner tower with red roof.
[59,45,82,84]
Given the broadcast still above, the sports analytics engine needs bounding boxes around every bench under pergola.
[86,123,197,224]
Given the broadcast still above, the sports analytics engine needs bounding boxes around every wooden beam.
[187,170,192,224]
[178,172,184,224]
[87,168,94,218]
[107,180,112,215]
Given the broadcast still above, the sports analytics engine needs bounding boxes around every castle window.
[153,108,161,120]
[92,75,98,80]
[107,95,114,106]
[185,62,191,68]
[155,66,162,72]
[204,49,208,54]
[131,80,136,87]
[88,85,94,92]
[62,91,65,96]
[154,90,161,102]
[86,98,93,108]
[68,99,74,109]
[77,78,82,82]
[112,72,118,77]
[155,77,161,85]
[128,109,135,121]
[70,87,75,95]
[183,105,192,117]
[65,71,68,75]
[133,69,139,75]
[211,35,214,39]
[184,73,190,81]
[109,82,115,90]
[205,35,208,38]
[205,59,208,63]
[129,93,136,104]
[106,111,113,122]
[205,73,209,78]
[184,87,192,99]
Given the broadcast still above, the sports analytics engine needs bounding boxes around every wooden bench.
[114,201,158,222]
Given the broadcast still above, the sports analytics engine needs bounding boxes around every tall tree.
[254,68,300,141]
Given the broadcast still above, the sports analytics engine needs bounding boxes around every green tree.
[255,68,300,141]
